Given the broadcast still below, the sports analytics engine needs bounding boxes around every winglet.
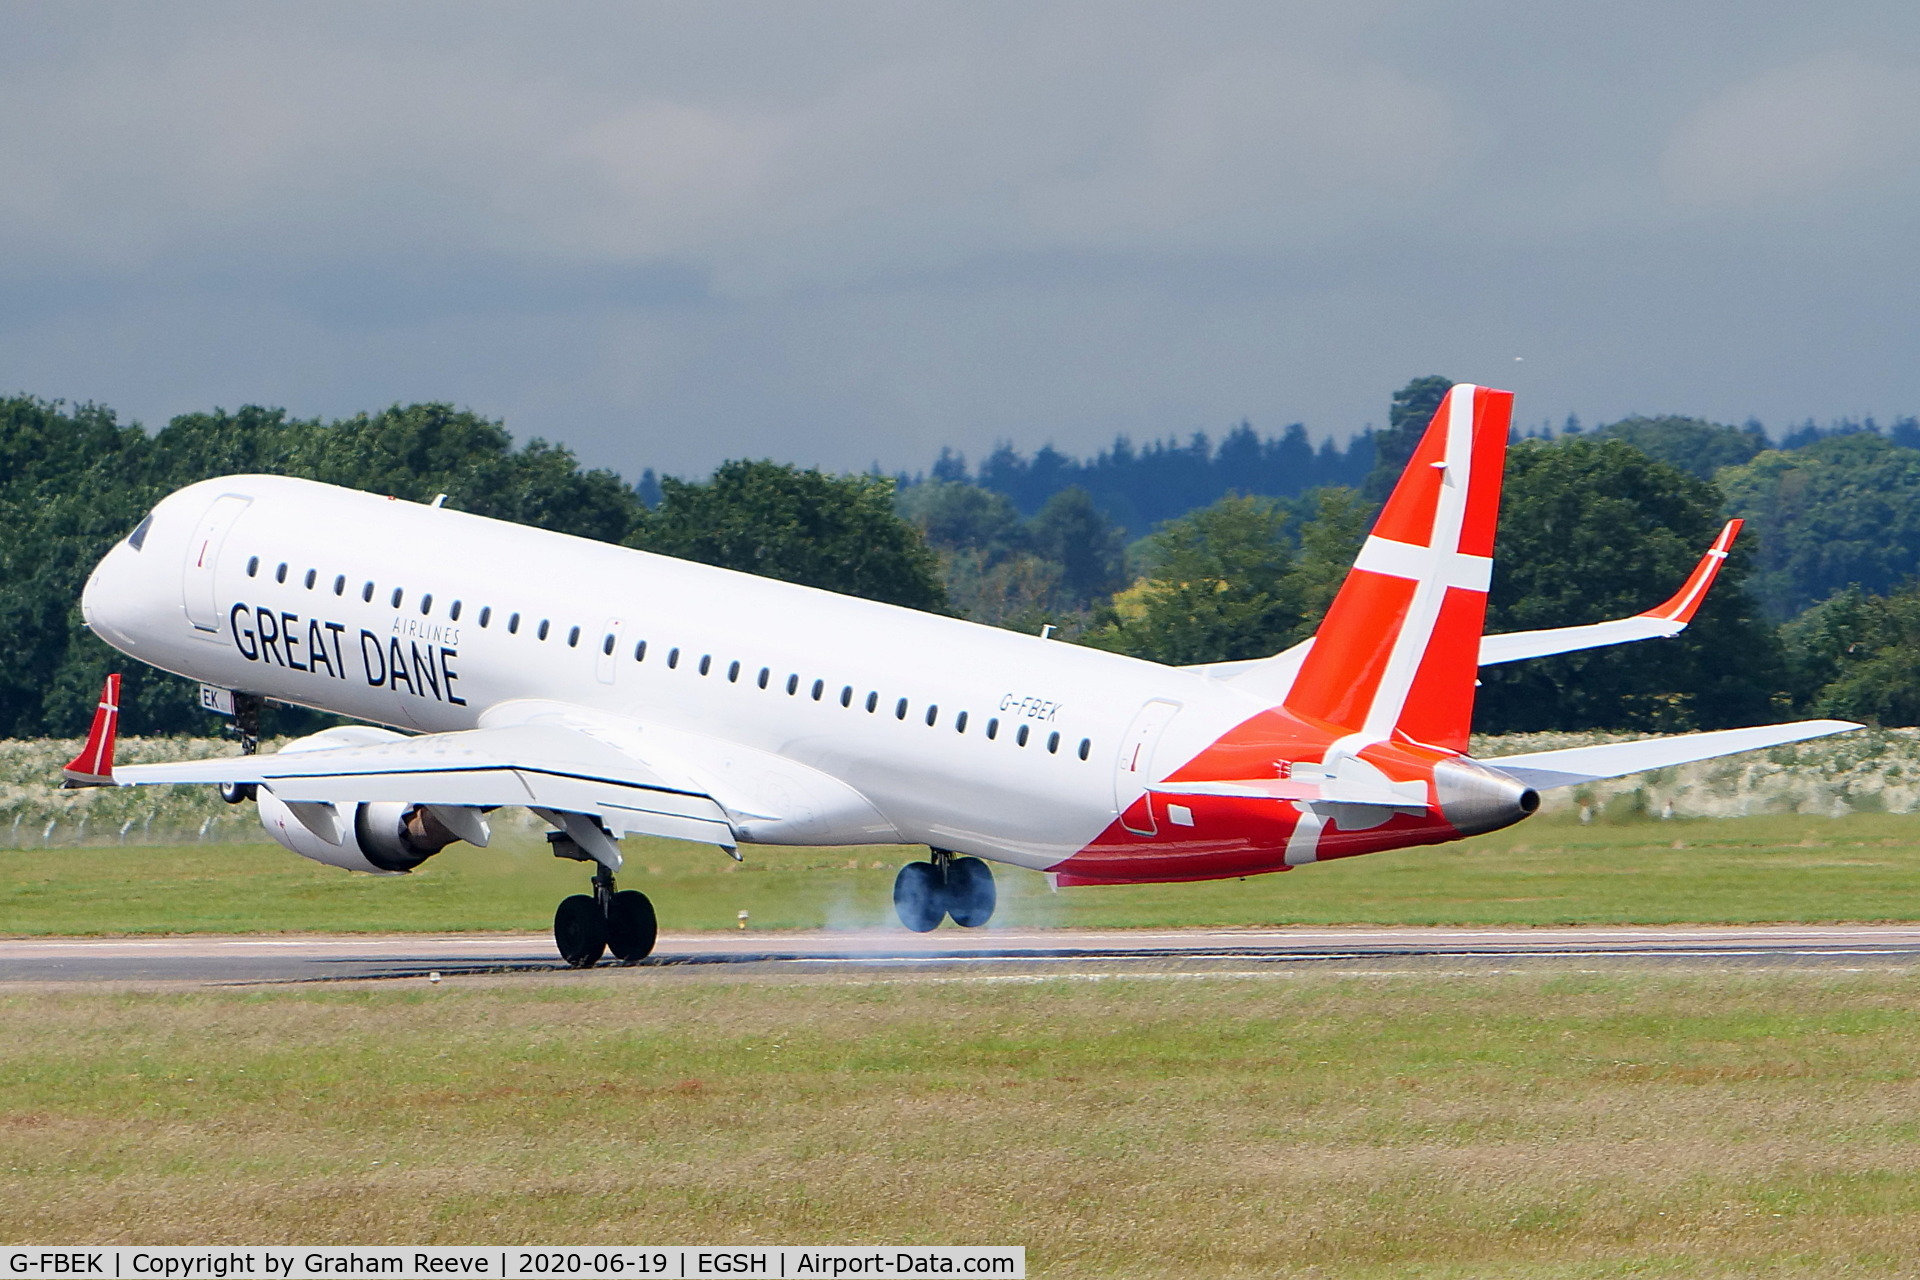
[61,673,121,788]
[1641,518,1741,625]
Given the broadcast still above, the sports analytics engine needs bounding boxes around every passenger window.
[728,660,741,683]
[479,606,491,628]
[602,634,615,656]
[422,594,434,615]
[924,705,938,727]
[362,582,374,602]
[1017,725,1030,747]
[895,698,908,720]
[1078,738,1091,760]
[758,667,770,689]
[276,563,288,583]
[956,711,969,733]
[866,692,878,713]
[668,647,680,668]
[450,601,462,621]
[700,655,712,675]
[304,569,317,589]
[538,619,550,640]
[634,639,646,661]
[811,679,824,701]
[786,674,799,695]
[391,587,403,608]
[987,718,999,739]
[509,613,521,634]
[567,625,580,647]
[1047,731,1060,754]
[333,575,346,596]
[840,686,853,707]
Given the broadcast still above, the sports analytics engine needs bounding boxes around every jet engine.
[248,726,489,874]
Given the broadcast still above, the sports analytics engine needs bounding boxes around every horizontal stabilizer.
[1151,775,1428,810]
[1483,718,1860,791]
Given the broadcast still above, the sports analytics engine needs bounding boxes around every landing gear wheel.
[606,889,657,962]
[554,893,607,968]
[893,861,946,932]
[217,781,256,805]
[945,856,996,928]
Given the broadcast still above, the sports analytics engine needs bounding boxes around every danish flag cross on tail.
[1285,383,1514,754]
[62,673,121,788]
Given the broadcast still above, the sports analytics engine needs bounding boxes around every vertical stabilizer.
[1283,384,1513,753]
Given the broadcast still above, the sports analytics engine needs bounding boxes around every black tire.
[945,856,997,928]
[554,894,607,968]
[218,781,256,805]
[893,861,946,932]
[606,889,658,962]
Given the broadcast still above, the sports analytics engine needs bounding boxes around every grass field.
[6,968,1920,1275]
[7,812,1920,935]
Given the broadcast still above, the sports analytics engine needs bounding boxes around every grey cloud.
[4,1,1920,480]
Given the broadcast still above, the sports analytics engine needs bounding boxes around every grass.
[6,969,1920,1275]
[9,812,1920,935]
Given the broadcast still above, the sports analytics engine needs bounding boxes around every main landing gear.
[549,832,657,968]
[893,849,996,932]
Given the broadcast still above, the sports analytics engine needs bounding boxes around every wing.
[1482,718,1860,790]
[1476,519,1741,666]
[1181,521,1744,693]
[112,722,740,851]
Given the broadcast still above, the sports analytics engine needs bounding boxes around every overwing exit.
[68,383,1857,964]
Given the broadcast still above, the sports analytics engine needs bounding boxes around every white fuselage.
[83,476,1277,870]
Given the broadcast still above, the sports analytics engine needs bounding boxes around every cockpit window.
[127,514,153,551]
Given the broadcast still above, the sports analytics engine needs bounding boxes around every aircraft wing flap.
[1484,718,1861,790]
[111,723,740,848]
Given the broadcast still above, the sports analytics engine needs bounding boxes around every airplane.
[67,384,1857,965]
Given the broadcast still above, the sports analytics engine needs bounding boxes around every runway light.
[738,910,750,930]
[428,971,441,984]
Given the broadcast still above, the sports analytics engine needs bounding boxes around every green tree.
[1475,438,1784,732]
[1289,486,1370,628]
[1082,495,1301,664]
[1029,486,1126,606]
[1589,415,1767,481]
[630,460,946,610]
[1364,375,1453,501]
[1718,433,1920,619]
[0,395,652,737]
[1779,585,1920,725]
[895,480,1027,561]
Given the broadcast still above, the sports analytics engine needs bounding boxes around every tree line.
[9,381,1920,740]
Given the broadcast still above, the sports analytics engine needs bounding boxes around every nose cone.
[81,542,143,654]
[1433,757,1540,837]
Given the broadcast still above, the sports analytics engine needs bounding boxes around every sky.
[3,2,1919,480]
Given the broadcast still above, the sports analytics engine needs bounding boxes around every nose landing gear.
[892,849,997,931]
[550,832,657,968]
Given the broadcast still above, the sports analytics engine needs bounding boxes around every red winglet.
[1640,519,1742,624]
[62,673,121,788]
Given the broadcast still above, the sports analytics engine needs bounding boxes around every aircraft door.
[182,494,251,637]
[1113,699,1181,835]
[596,618,625,684]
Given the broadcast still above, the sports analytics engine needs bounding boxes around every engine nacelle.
[251,725,480,874]
[258,792,461,873]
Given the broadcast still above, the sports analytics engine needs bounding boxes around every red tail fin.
[1283,384,1513,753]
[62,673,121,788]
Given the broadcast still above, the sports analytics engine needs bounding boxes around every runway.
[6,924,1920,984]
